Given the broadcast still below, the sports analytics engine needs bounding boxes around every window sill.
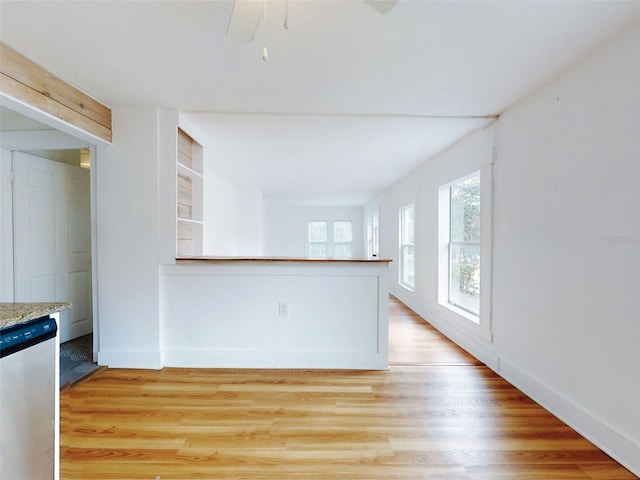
[439,301,479,325]
[398,282,415,293]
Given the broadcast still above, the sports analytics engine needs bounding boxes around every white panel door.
[65,167,92,342]
[13,151,92,342]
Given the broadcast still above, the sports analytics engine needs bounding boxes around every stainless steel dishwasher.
[0,315,58,480]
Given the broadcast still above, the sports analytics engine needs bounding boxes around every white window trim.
[399,203,415,292]
[367,211,380,258]
[306,220,353,258]
[307,220,328,258]
[333,220,353,258]
[372,211,379,257]
[438,165,492,342]
[367,215,372,257]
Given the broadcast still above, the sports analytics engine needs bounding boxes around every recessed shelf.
[177,162,202,178]
[176,128,203,256]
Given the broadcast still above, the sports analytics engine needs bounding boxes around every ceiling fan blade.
[363,0,399,15]
[227,0,263,42]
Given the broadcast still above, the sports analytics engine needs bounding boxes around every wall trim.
[391,294,639,477]
[500,358,640,477]
[98,349,162,370]
[163,350,389,370]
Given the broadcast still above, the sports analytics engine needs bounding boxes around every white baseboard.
[500,358,640,477]
[390,292,640,477]
[97,349,162,369]
[162,349,388,370]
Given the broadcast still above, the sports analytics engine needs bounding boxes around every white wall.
[492,24,640,473]
[95,106,266,368]
[202,167,238,255]
[0,149,12,301]
[160,260,388,369]
[202,156,264,256]
[236,187,263,255]
[264,204,364,257]
[95,107,175,368]
[370,125,497,362]
[367,24,640,474]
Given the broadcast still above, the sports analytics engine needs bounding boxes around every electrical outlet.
[279,302,288,316]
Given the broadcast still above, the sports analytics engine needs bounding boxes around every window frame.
[399,203,415,291]
[448,174,481,316]
[308,221,328,258]
[367,211,380,258]
[437,165,493,342]
[307,220,353,259]
[372,211,379,257]
[333,220,353,258]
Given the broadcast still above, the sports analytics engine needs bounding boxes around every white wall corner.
[157,108,180,264]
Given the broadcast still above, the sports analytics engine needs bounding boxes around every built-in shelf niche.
[177,128,203,256]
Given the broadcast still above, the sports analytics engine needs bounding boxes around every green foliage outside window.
[450,175,480,313]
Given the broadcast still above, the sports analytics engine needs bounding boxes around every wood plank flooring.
[61,297,637,479]
[388,296,482,366]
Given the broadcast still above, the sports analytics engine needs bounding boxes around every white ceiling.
[1,1,639,204]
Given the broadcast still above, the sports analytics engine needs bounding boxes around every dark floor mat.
[60,334,100,388]
[60,333,93,362]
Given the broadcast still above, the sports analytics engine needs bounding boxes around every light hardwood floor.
[61,297,637,479]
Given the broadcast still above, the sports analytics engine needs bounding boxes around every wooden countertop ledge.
[176,256,392,264]
[0,302,71,329]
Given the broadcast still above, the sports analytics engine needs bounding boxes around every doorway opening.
[1,106,100,387]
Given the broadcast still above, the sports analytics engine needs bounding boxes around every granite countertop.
[0,302,71,329]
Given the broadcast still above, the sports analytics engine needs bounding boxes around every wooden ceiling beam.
[0,43,112,143]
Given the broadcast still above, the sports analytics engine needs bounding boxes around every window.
[438,165,491,339]
[333,221,352,258]
[399,204,415,290]
[448,174,481,316]
[307,220,352,258]
[308,221,327,258]
[367,211,379,257]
